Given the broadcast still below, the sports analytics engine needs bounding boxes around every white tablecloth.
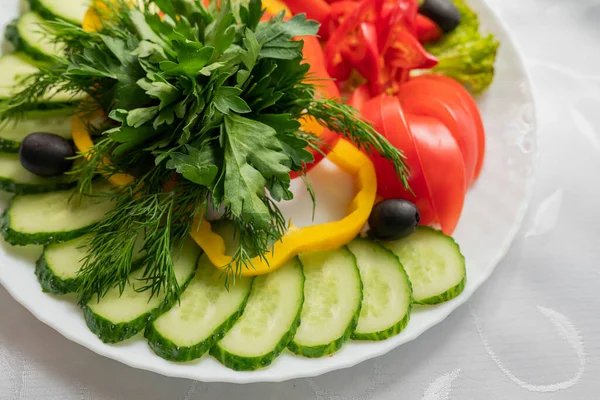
[2,0,600,398]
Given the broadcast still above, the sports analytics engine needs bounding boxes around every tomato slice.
[361,94,438,226]
[418,74,486,180]
[398,94,475,189]
[406,113,466,234]
[398,76,480,186]
[361,94,466,234]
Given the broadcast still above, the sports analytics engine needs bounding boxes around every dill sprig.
[77,175,208,305]
[306,99,410,188]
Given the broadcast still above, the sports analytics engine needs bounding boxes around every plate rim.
[0,0,539,384]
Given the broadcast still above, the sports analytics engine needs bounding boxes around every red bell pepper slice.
[322,1,361,40]
[302,36,340,100]
[289,36,341,179]
[324,0,378,82]
[416,14,443,43]
[376,0,419,38]
[285,0,331,26]
[380,5,438,70]
[340,23,380,85]
[324,0,437,94]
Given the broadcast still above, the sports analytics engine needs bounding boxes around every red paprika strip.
[416,14,443,43]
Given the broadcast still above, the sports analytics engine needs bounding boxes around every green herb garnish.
[1,0,409,305]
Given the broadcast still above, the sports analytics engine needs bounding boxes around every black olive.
[19,132,75,177]
[368,199,420,241]
[419,0,461,33]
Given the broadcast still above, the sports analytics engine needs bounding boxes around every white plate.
[0,0,537,383]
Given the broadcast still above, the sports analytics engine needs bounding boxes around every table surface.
[2,0,600,399]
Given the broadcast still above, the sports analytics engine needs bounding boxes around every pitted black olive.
[19,132,75,177]
[368,199,420,241]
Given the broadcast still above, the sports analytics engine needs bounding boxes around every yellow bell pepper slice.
[72,113,135,187]
[262,0,292,16]
[190,139,376,276]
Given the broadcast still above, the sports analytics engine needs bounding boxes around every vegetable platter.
[0,0,537,383]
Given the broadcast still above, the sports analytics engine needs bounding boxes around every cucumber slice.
[35,234,91,294]
[381,227,466,305]
[289,247,362,358]
[35,233,144,295]
[0,53,84,104]
[0,110,73,153]
[210,258,305,371]
[145,255,254,362]
[5,12,65,61]
[83,239,201,343]
[0,153,75,194]
[347,238,412,341]
[29,0,90,25]
[1,182,116,246]
[145,220,257,362]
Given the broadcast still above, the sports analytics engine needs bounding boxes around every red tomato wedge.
[418,74,487,180]
[400,75,486,182]
[398,78,479,187]
[361,95,437,227]
[398,93,476,188]
[361,94,466,234]
[406,113,466,234]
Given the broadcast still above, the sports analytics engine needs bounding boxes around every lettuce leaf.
[423,0,499,95]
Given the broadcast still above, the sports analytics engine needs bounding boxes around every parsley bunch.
[1,0,409,304]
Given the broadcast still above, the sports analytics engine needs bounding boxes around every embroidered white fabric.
[2,0,600,398]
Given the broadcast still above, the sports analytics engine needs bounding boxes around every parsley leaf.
[213,86,251,114]
[166,144,218,187]
[137,79,181,109]
[159,41,215,76]
[222,114,290,228]
[239,0,263,31]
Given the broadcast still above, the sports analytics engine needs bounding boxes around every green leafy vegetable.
[0,0,409,305]
[424,0,499,94]
[166,145,218,187]
[222,113,291,228]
